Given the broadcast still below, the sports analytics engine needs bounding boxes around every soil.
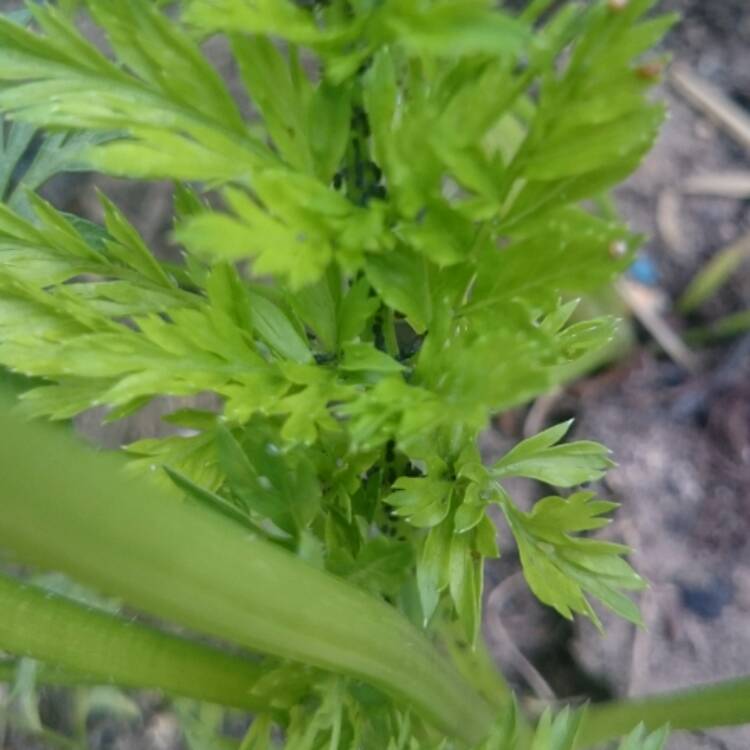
[3,1,750,749]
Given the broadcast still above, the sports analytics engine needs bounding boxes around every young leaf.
[383,476,452,529]
[217,422,321,535]
[0,3,273,183]
[448,531,482,645]
[0,120,105,216]
[386,2,530,58]
[288,272,339,353]
[329,537,413,598]
[339,342,404,374]
[500,491,646,629]
[492,420,614,486]
[248,291,312,364]
[337,276,380,346]
[618,724,670,750]
[417,518,453,624]
[453,484,486,534]
[232,34,314,173]
[308,81,352,183]
[127,431,222,491]
[366,248,433,334]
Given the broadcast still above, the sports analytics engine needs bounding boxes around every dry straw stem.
[670,64,750,152]
[683,171,750,199]
[616,279,697,371]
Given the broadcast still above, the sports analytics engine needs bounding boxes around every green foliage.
[500,490,646,628]
[489,421,645,626]
[492,420,615,486]
[0,121,105,216]
[679,232,750,313]
[0,0,681,748]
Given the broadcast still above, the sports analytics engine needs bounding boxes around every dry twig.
[683,172,750,199]
[671,64,750,152]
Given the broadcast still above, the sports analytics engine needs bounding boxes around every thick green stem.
[438,625,513,712]
[0,573,278,712]
[575,677,750,749]
[0,410,495,746]
[0,659,92,688]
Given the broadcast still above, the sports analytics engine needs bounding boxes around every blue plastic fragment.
[628,254,660,286]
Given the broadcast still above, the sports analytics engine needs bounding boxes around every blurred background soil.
[2,1,750,749]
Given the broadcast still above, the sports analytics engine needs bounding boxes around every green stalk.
[575,677,750,748]
[0,661,14,682]
[0,659,94,688]
[438,625,513,712]
[0,573,278,712]
[678,232,750,313]
[0,410,495,746]
[686,309,750,345]
[383,307,400,359]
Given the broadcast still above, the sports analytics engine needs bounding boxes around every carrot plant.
[1,0,749,748]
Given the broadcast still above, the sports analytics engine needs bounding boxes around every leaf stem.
[0,410,496,746]
[0,573,278,712]
[575,677,750,748]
